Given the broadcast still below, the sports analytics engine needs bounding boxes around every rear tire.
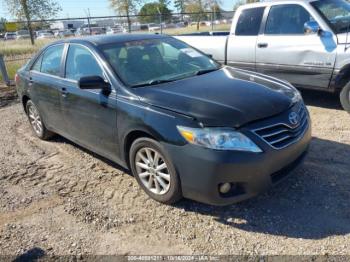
[129,137,182,204]
[340,83,350,113]
[25,100,54,140]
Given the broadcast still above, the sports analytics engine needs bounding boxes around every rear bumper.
[163,116,311,206]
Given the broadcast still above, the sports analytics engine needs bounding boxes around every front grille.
[253,104,308,150]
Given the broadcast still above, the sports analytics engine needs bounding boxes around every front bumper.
[163,108,312,206]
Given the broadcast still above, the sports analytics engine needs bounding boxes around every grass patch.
[162,24,231,35]
[0,60,24,81]
[0,39,54,57]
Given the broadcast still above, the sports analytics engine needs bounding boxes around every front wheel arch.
[124,130,157,169]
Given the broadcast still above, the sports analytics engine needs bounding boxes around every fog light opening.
[219,183,231,194]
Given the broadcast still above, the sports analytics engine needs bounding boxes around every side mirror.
[78,76,111,93]
[206,54,213,58]
[304,21,321,35]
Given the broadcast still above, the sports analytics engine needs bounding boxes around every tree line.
[2,0,259,45]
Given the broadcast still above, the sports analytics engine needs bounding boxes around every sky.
[0,0,235,20]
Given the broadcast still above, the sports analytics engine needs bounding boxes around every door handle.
[61,87,68,97]
[257,43,268,48]
[28,77,33,86]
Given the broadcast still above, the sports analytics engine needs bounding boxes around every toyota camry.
[15,34,311,205]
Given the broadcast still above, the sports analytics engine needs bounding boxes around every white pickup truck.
[176,0,350,112]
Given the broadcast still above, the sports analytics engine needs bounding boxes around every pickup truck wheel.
[340,83,350,113]
[25,100,54,140]
[129,137,182,204]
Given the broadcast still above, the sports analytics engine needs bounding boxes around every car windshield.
[101,37,220,87]
[311,0,350,34]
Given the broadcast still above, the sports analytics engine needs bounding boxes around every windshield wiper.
[194,68,219,76]
[131,79,174,88]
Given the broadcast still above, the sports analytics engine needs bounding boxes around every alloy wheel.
[28,104,43,136]
[135,147,170,195]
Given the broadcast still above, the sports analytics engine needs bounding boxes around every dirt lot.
[0,87,349,257]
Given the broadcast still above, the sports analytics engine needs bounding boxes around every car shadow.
[49,135,130,174]
[174,137,350,240]
[300,89,343,110]
[48,133,350,240]
[13,247,46,262]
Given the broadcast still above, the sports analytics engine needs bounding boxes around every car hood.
[132,67,298,127]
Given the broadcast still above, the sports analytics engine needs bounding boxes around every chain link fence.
[0,11,234,85]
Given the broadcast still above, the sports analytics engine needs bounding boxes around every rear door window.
[40,45,64,76]
[32,54,43,72]
[235,7,265,36]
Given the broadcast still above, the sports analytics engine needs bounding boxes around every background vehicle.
[148,23,161,32]
[4,32,17,40]
[15,34,310,206]
[36,30,54,39]
[56,30,75,38]
[16,30,30,40]
[177,0,350,112]
[37,32,55,39]
[106,25,124,34]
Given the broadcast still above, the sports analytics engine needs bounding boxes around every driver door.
[256,4,337,89]
[59,44,119,159]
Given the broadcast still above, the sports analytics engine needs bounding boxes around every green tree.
[174,0,185,20]
[5,0,61,45]
[210,2,222,20]
[139,2,172,24]
[185,0,207,30]
[109,0,140,33]
[0,17,7,33]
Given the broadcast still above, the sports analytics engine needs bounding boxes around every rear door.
[255,3,337,89]
[59,43,119,159]
[226,6,265,71]
[29,44,66,132]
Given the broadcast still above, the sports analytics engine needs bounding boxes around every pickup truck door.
[226,7,265,71]
[255,4,337,89]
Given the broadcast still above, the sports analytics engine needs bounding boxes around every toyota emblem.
[288,112,299,126]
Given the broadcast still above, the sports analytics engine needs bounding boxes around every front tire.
[340,83,350,113]
[129,137,182,204]
[25,100,54,140]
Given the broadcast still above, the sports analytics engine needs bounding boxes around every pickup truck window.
[235,7,265,36]
[311,0,350,34]
[265,4,313,35]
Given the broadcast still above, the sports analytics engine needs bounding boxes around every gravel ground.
[0,88,349,257]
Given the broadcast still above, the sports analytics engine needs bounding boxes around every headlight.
[177,126,262,153]
[292,89,302,104]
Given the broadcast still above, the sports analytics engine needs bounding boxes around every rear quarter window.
[235,7,265,36]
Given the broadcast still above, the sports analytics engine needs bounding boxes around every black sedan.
[15,34,311,205]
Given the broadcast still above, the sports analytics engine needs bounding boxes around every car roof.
[240,0,316,9]
[50,34,167,47]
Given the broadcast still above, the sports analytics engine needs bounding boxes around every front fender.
[116,97,196,164]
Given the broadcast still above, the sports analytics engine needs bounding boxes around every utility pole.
[157,7,162,34]
[85,8,92,35]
